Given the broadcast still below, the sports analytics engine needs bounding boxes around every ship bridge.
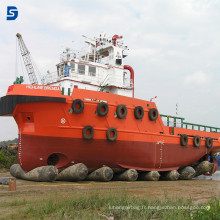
[44,34,134,97]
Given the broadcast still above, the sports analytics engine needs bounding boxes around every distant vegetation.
[0,138,18,147]
[0,138,18,170]
[0,150,17,169]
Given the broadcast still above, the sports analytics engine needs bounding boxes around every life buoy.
[134,106,144,119]
[116,104,127,119]
[205,137,213,149]
[106,127,118,142]
[97,102,108,116]
[193,136,201,147]
[82,125,94,140]
[180,134,188,146]
[72,99,84,114]
[148,108,158,121]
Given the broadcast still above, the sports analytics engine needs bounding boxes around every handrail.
[160,114,185,128]
[160,114,220,133]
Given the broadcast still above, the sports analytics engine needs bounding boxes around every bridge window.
[89,66,96,76]
[57,66,60,76]
[58,65,64,76]
[71,63,75,72]
[116,58,122,65]
[78,64,85,75]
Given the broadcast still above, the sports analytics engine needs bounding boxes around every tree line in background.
[0,138,18,169]
[0,138,18,147]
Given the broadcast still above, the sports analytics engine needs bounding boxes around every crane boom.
[16,33,38,85]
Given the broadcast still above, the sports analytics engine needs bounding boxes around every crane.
[16,33,38,85]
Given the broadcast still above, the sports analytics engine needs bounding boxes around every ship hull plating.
[1,84,219,173]
[18,134,211,172]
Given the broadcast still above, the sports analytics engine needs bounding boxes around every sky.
[0,0,220,141]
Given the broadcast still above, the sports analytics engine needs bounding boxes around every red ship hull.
[19,134,212,172]
[1,84,220,172]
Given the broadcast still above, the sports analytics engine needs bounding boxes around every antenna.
[150,96,157,102]
[176,103,179,115]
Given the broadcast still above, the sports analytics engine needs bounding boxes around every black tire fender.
[193,136,201,148]
[180,134,188,146]
[205,137,213,149]
[106,127,118,142]
[72,99,84,114]
[148,108,158,121]
[82,125,94,140]
[116,104,127,119]
[97,102,108,117]
[134,106,144,119]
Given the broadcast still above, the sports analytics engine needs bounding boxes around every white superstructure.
[44,34,134,97]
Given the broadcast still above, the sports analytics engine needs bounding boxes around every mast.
[16,33,38,85]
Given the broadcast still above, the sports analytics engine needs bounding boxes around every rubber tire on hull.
[205,137,213,149]
[180,134,188,146]
[134,106,144,119]
[106,127,118,142]
[148,108,158,121]
[82,125,94,140]
[72,99,84,114]
[116,104,127,119]
[193,136,201,148]
[97,102,108,117]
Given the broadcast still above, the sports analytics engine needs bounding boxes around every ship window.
[57,66,60,76]
[71,63,75,72]
[89,66,96,76]
[78,64,85,75]
[116,59,122,65]
[60,65,64,76]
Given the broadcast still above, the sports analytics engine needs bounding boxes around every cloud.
[184,71,211,85]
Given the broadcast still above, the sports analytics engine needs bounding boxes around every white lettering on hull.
[26,85,60,91]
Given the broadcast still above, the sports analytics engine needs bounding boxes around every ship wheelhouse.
[44,34,134,97]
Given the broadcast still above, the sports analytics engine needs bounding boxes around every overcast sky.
[0,0,220,141]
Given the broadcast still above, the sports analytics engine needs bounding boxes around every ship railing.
[44,69,98,84]
[160,114,220,133]
[78,46,99,62]
[182,122,220,133]
[78,47,89,60]
[44,68,131,89]
[99,73,125,88]
[44,70,113,88]
[44,71,59,84]
[160,115,184,128]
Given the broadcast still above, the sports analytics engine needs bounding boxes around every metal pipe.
[124,65,134,98]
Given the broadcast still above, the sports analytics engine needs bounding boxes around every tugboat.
[1,33,220,182]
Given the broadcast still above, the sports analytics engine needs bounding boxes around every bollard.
[8,178,16,191]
